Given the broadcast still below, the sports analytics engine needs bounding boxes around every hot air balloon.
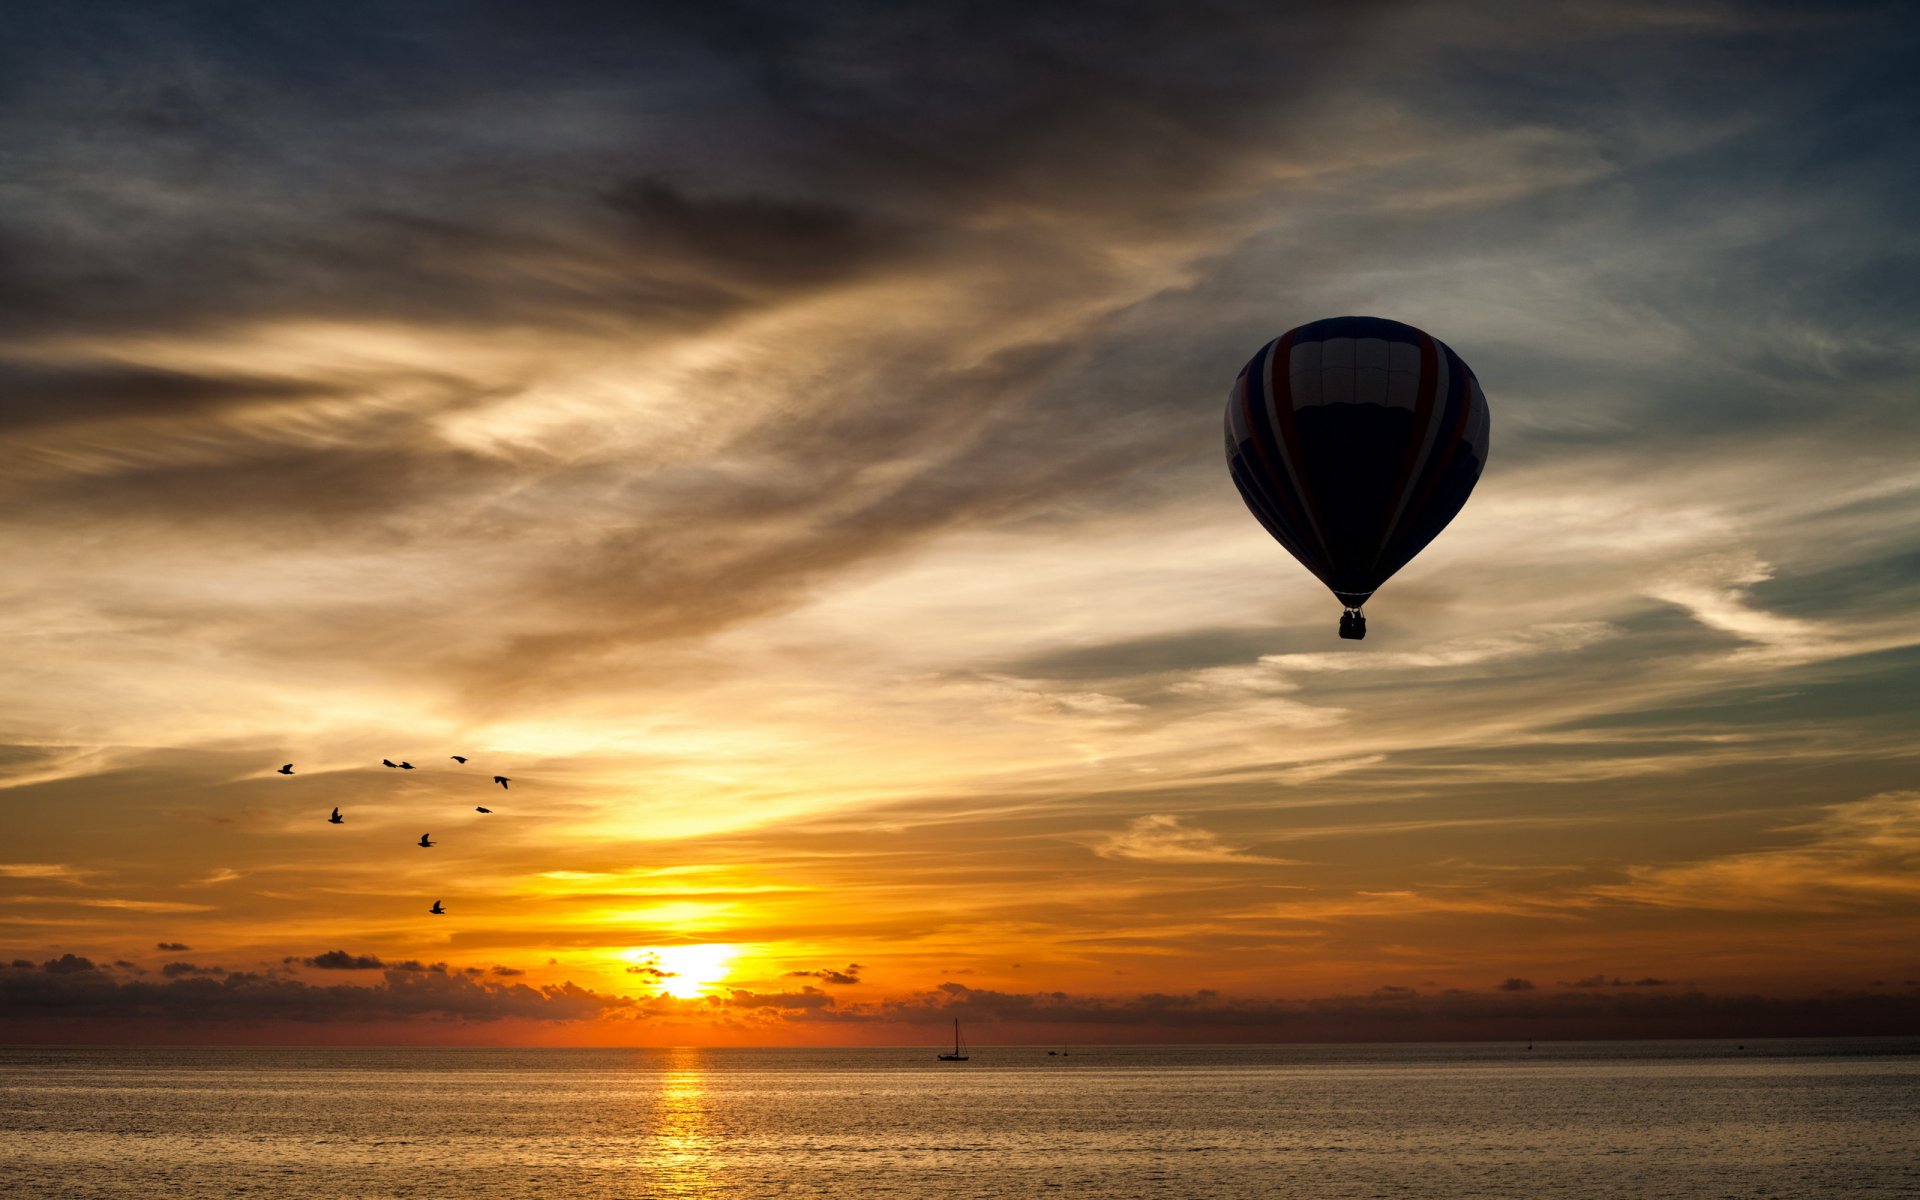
[1224,316,1489,640]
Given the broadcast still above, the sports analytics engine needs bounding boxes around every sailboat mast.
[937,1015,969,1059]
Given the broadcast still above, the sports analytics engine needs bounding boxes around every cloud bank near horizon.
[4,953,1914,1044]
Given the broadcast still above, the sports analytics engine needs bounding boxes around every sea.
[2,1039,1916,1199]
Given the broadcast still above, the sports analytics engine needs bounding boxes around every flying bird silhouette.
[277,764,294,775]
[418,833,434,848]
[399,762,415,770]
[450,755,467,763]
[328,807,343,824]
[493,776,510,789]
[382,759,398,768]
[475,806,492,814]
[429,900,445,915]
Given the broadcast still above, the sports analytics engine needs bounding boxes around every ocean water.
[2,1040,1916,1199]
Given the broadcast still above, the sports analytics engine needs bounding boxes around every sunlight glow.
[626,944,739,999]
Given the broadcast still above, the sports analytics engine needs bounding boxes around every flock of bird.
[278,755,512,916]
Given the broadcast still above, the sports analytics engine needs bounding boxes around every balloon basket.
[1338,609,1366,640]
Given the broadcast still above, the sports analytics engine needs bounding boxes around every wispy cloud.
[1092,815,1300,866]
[0,864,99,884]
[1647,553,1832,663]
[1595,791,1920,913]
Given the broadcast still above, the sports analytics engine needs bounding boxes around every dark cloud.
[0,363,339,433]
[810,981,1920,1042]
[787,963,862,985]
[0,960,632,1026]
[0,0,1400,344]
[603,176,914,289]
[996,627,1286,684]
[16,415,519,534]
[160,962,224,978]
[724,986,835,1010]
[1563,974,1674,989]
[6,957,1915,1041]
[490,966,524,977]
[155,943,190,951]
[300,950,387,971]
[42,954,98,974]
[1498,977,1536,991]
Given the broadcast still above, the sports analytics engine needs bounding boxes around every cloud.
[0,960,633,1028]
[0,362,340,434]
[602,177,915,291]
[300,950,387,971]
[810,980,1920,1042]
[788,963,863,985]
[1562,975,1672,989]
[1093,814,1297,865]
[3,957,1915,1041]
[0,864,97,883]
[724,986,835,1011]
[1497,977,1536,991]
[161,962,225,978]
[0,0,1426,705]
[1595,791,1920,913]
[1647,553,1831,663]
[155,942,190,951]
[1242,623,1620,680]
[40,954,99,974]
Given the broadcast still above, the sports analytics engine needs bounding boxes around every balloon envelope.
[1224,315,1489,614]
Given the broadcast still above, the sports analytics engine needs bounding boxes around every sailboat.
[937,1018,968,1061]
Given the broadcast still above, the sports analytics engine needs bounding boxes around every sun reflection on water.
[648,1047,718,1197]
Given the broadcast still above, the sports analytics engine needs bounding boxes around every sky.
[3,0,1918,1046]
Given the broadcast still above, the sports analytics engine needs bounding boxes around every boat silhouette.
[937,1018,968,1061]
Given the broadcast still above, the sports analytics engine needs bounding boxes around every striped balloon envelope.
[1224,316,1490,640]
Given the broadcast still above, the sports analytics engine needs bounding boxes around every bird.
[493,776,510,789]
[429,900,445,915]
[418,833,434,848]
[475,806,492,814]
[450,755,467,764]
[399,762,415,770]
[328,807,343,824]
[382,759,398,768]
[277,764,294,775]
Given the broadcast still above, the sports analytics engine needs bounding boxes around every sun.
[624,944,739,999]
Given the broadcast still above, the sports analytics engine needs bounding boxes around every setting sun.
[626,945,740,999]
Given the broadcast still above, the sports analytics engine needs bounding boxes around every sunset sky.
[3,1,1917,1045]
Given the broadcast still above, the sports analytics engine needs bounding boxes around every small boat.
[937,1018,968,1061]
